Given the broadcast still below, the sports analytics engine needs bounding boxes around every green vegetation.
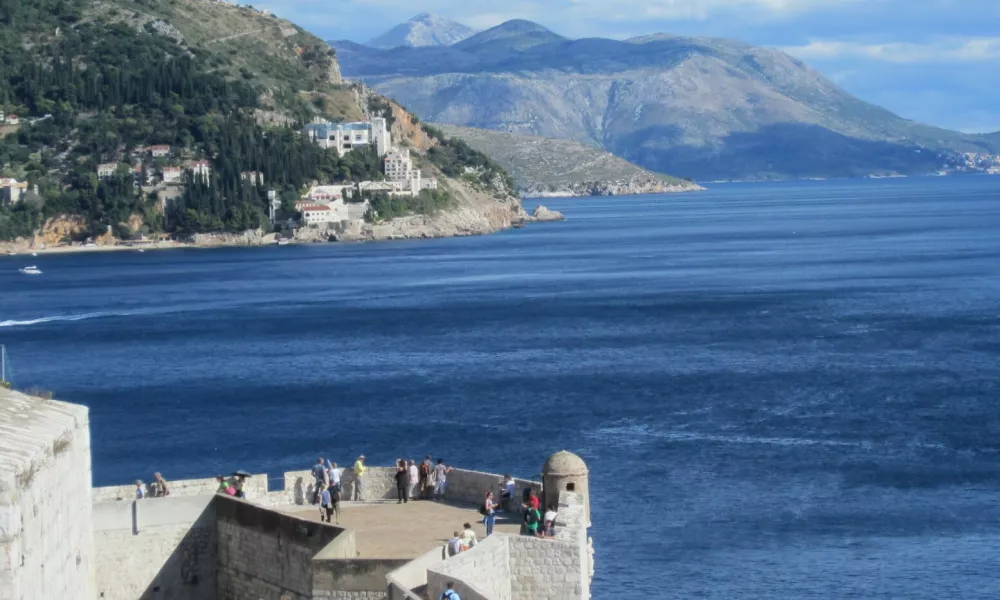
[362,187,454,222]
[424,125,515,193]
[0,0,517,241]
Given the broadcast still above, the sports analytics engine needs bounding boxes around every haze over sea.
[2,177,999,598]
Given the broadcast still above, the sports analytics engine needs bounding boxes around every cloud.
[784,38,1000,63]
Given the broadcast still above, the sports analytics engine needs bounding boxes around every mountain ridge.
[367,13,476,49]
[330,20,1000,181]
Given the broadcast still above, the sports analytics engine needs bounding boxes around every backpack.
[479,503,488,516]
[441,591,459,600]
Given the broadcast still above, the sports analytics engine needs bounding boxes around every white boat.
[19,266,42,275]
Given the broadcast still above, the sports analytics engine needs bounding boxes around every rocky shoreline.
[523,178,704,198]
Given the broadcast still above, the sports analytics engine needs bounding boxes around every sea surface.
[2,177,1000,598]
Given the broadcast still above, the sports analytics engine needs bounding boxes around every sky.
[260,0,1000,133]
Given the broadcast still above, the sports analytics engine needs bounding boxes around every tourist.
[234,476,246,499]
[500,474,515,512]
[216,475,228,493]
[482,491,497,536]
[441,582,461,600]
[395,459,409,504]
[407,460,419,500]
[320,485,333,522]
[527,489,540,512]
[447,532,463,557]
[433,458,453,501]
[327,461,342,493]
[460,523,478,550]
[311,458,326,504]
[522,503,541,536]
[543,504,558,537]
[153,472,170,497]
[419,455,433,500]
[135,480,145,500]
[329,483,341,524]
[353,455,366,501]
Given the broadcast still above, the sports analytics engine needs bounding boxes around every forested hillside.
[0,0,513,242]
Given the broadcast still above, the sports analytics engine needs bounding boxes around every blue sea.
[2,177,999,598]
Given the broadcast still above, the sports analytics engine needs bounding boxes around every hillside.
[368,13,476,49]
[0,0,521,244]
[433,124,703,196]
[331,21,1000,181]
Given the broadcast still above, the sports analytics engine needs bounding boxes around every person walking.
[352,455,366,501]
[327,461,342,493]
[482,491,498,536]
[329,483,342,524]
[419,455,433,500]
[433,459,453,501]
[460,523,478,550]
[153,472,170,497]
[395,459,409,504]
[320,485,332,522]
[311,458,326,505]
[407,460,419,500]
[440,582,461,600]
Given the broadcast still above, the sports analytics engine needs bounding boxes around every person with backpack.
[394,459,409,504]
[481,491,498,536]
[440,582,461,600]
[522,503,541,536]
[419,456,432,500]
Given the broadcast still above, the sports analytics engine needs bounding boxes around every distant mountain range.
[332,20,1000,181]
[367,13,475,49]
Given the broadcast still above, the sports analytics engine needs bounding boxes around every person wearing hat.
[352,455,366,501]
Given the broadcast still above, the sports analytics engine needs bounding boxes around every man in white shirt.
[433,459,452,501]
[326,461,342,492]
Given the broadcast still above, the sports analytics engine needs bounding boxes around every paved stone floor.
[286,500,522,558]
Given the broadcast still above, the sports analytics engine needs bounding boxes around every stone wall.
[386,545,448,600]
[426,534,512,600]
[93,495,217,600]
[552,492,591,599]
[508,536,582,600]
[312,559,408,600]
[443,469,541,507]
[215,494,347,600]
[276,467,398,505]
[93,474,268,503]
[0,391,93,600]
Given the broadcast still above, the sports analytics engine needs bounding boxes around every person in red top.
[528,489,540,511]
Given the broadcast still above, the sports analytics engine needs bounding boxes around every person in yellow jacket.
[352,455,366,501]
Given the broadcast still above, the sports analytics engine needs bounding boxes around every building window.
[566,482,576,491]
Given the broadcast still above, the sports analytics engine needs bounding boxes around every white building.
[304,117,391,157]
[383,148,423,196]
[185,160,211,179]
[149,145,171,158]
[0,178,27,206]
[4,114,19,125]
[96,163,118,179]
[304,185,351,203]
[241,171,264,186]
[162,166,182,184]
[300,204,339,225]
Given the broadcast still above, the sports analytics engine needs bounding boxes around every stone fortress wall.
[0,389,93,600]
[2,386,593,600]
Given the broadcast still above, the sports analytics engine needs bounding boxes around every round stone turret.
[543,450,590,525]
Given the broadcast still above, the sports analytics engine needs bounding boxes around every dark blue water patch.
[3,176,1000,599]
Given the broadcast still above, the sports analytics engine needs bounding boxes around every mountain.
[367,13,476,49]
[432,124,703,196]
[0,0,520,244]
[330,21,1000,181]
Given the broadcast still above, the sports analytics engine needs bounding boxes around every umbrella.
[233,470,252,478]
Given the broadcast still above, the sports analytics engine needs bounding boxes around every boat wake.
[0,311,135,328]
